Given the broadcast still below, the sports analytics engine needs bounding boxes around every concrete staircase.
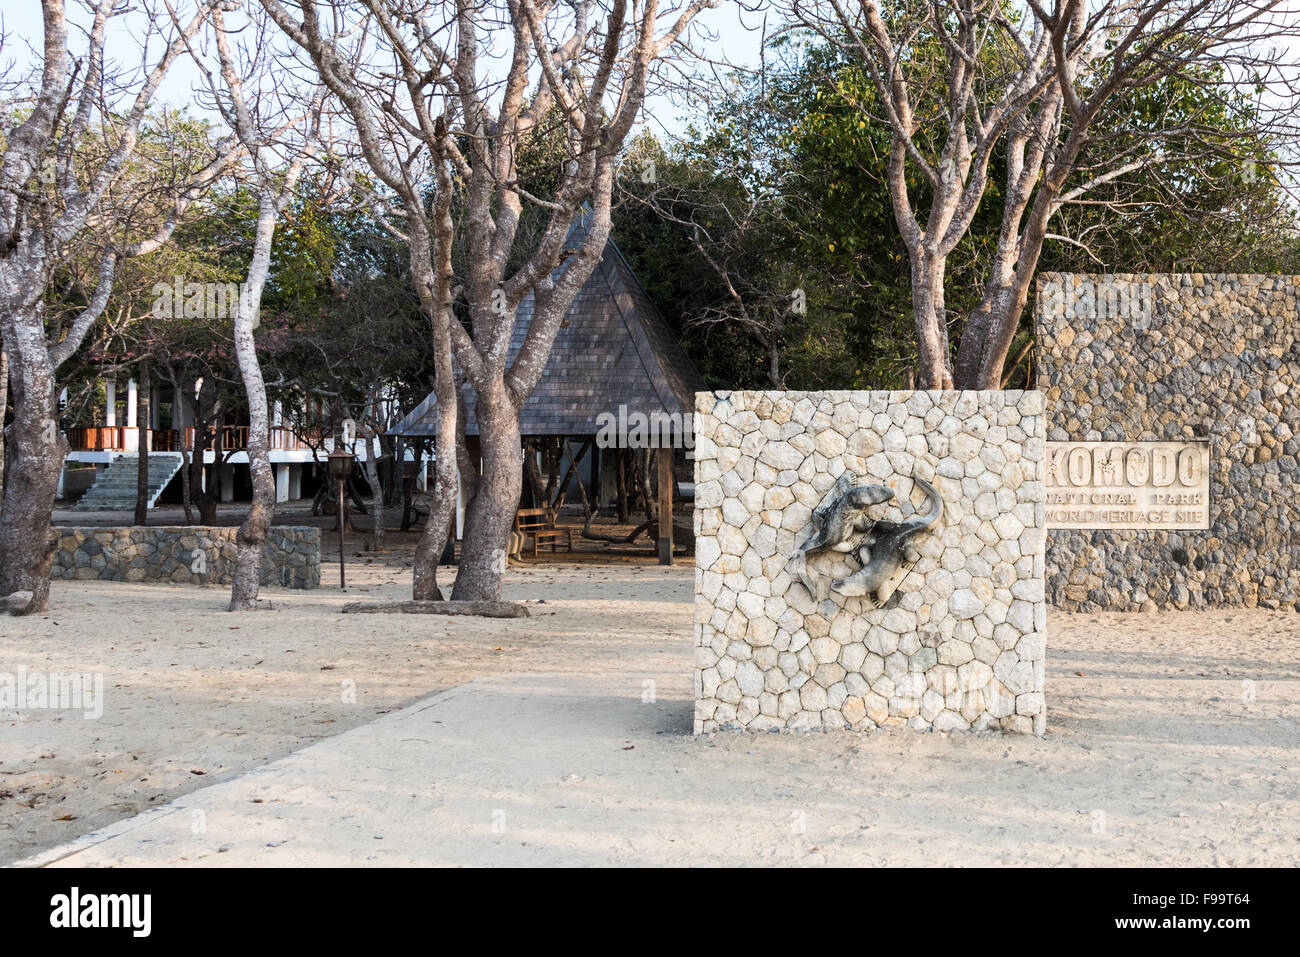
[74,453,184,512]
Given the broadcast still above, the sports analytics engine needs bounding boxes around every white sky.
[6,1,1296,176]
[0,1,771,141]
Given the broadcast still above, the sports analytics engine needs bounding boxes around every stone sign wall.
[50,526,321,589]
[1045,441,1210,530]
[693,390,1047,735]
[1037,273,1300,610]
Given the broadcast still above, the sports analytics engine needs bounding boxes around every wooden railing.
[67,426,128,451]
[66,425,323,453]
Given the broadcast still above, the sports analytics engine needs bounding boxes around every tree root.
[2,591,34,615]
[341,599,530,618]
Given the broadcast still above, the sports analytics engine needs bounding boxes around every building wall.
[51,526,321,589]
[1037,273,1300,610]
[693,390,1047,735]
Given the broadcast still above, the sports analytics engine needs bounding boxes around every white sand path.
[4,562,1299,866]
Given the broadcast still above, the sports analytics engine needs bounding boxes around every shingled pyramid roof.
[390,221,705,439]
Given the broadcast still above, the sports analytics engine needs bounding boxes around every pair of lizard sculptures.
[789,473,943,609]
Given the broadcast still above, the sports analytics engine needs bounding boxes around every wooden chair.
[514,507,573,556]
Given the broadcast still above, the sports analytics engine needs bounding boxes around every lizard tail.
[912,477,943,530]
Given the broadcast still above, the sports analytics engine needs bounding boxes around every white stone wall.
[693,390,1047,735]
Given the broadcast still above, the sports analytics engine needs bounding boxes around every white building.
[62,378,420,508]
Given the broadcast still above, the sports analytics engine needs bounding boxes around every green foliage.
[613,35,1009,389]
[612,31,1299,390]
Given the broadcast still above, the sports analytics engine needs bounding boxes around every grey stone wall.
[1037,273,1300,610]
[51,526,321,589]
[693,390,1047,735]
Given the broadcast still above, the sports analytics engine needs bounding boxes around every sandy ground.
[3,516,1299,865]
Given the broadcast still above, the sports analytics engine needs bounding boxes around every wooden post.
[614,448,629,522]
[337,475,347,588]
[656,446,673,565]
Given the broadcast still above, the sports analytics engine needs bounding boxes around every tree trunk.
[230,408,275,609]
[384,435,402,507]
[637,449,655,524]
[165,368,196,524]
[409,203,460,601]
[400,442,422,531]
[454,379,480,516]
[542,440,560,505]
[911,252,955,389]
[190,420,221,527]
[134,362,151,525]
[368,451,385,549]
[386,437,400,508]
[615,448,629,522]
[191,435,219,527]
[953,194,1040,386]
[199,473,219,525]
[974,271,1040,389]
[228,191,280,610]
[0,311,65,613]
[0,342,8,495]
[188,420,207,523]
[412,421,457,600]
[975,171,1074,388]
[177,445,195,524]
[523,439,544,508]
[766,322,783,388]
[451,383,521,602]
[230,442,274,609]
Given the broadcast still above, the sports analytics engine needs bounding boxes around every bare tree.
[356,393,407,551]
[196,5,322,611]
[0,0,239,612]
[261,0,716,602]
[0,340,8,495]
[255,0,461,600]
[791,0,1300,388]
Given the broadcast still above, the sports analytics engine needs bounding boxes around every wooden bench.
[514,507,573,556]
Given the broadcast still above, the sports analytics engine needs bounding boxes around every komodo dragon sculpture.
[832,477,943,608]
[789,473,943,608]
[789,473,894,601]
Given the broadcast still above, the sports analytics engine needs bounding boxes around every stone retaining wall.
[51,526,320,589]
[1037,273,1300,610]
[693,390,1047,735]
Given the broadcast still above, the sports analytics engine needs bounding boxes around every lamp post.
[327,448,355,588]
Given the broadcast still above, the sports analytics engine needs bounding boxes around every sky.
[7,1,1298,176]
[0,0,771,141]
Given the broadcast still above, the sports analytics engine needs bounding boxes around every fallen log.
[581,514,652,544]
[579,511,694,554]
[341,599,530,618]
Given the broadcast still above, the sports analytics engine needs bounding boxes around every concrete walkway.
[19,673,710,867]
[16,651,1300,866]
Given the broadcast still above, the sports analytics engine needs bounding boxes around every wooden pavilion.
[389,225,704,564]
